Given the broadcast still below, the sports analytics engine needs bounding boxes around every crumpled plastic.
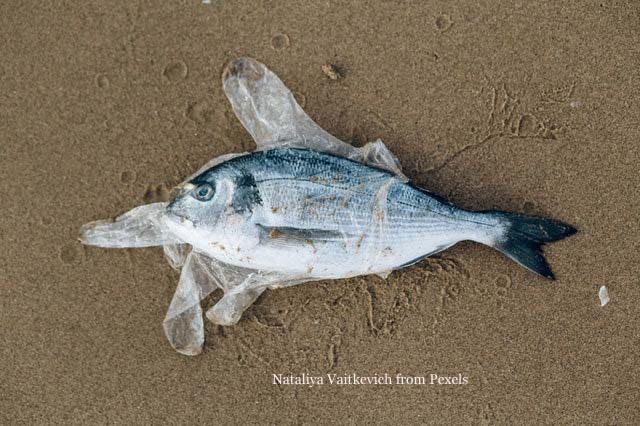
[598,285,610,307]
[80,57,407,355]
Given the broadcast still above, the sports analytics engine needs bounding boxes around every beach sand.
[1,1,639,424]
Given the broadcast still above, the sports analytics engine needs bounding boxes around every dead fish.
[166,147,575,280]
[80,58,576,355]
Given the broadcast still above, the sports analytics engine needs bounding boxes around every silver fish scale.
[227,148,475,241]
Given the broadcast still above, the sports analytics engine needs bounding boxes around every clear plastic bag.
[80,58,406,355]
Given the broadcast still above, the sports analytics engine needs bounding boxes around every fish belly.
[226,178,476,277]
[189,148,489,277]
[207,218,469,278]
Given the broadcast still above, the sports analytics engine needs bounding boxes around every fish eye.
[192,183,214,201]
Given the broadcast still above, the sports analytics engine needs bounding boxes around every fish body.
[165,147,570,280]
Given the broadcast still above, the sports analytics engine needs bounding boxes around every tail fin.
[484,211,577,279]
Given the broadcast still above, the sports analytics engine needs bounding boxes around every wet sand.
[1,1,639,424]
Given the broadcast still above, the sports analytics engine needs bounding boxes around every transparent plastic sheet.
[163,252,218,355]
[79,203,179,248]
[164,252,312,354]
[163,244,190,270]
[80,57,407,355]
[222,57,408,180]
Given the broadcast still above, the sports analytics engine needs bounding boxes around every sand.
[1,1,639,424]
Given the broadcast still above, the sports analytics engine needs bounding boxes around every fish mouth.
[164,206,194,228]
[166,199,181,214]
[166,183,195,220]
[166,206,187,220]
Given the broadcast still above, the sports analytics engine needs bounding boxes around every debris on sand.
[598,286,609,307]
[322,63,342,80]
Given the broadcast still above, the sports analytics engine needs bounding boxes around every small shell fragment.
[598,285,609,307]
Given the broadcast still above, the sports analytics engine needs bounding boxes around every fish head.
[165,167,239,236]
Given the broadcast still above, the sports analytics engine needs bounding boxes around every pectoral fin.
[256,224,348,245]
